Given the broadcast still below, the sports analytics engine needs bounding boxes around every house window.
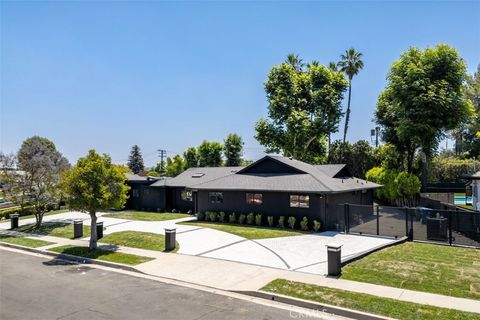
[290,195,309,208]
[246,193,263,205]
[133,189,140,198]
[181,190,193,202]
[209,192,223,203]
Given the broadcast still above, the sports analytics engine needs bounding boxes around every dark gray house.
[125,155,380,230]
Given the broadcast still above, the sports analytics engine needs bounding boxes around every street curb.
[0,242,143,273]
[234,290,393,320]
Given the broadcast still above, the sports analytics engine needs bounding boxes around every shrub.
[287,216,296,229]
[229,212,236,223]
[238,214,246,224]
[171,208,177,213]
[313,220,321,232]
[246,212,255,225]
[196,212,205,221]
[267,216,274,227]
[209,211,217,222]
[277,216,285,228]
[255,214,262,226]
[300,217,309,231]
[219,211,225,223]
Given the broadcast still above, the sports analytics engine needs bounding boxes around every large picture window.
[246,193,263,205]
[290,195,309,208]
[181,190,193,202]
[209,192,223,204]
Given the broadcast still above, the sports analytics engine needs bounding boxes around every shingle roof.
[125,173,160,183]
[161,166,243,187]
[190,156,380,193]
[313,164,347,177]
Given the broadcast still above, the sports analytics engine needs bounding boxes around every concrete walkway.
[1,229,480,314]
[0,211,397,274]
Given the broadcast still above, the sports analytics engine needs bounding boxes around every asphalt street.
[0,248,341,320]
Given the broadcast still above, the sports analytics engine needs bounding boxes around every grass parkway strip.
[341,242,480,300]
[101,231,179,252]
[0,234,54,248]
[16,222,91,239]
[262,279,480,320]
[48,245,153,265]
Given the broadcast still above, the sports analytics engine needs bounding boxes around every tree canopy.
[165,155,186,177]
[375,44,474,173]
[1,136,69,227]
[223,133,244,166]
[198,141,223,167]
[127,145,144,174]
[255,54,348,163]
[327,140,376,179]
[463,65,480,158]
[61,150,129,249]
[183,147,198,168]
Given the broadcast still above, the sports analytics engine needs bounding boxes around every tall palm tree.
[338,48,364,143]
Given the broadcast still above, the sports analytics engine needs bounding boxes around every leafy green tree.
[396,172,421,206]
[327,140,376,178]
[338,48,364,143]
[165,155,186,177]
[198,141,223,167]
[146,170,160,177]
[373,143,404,170]
[183,147,199,168]
[255,54,348,163]
[127,145,144,174]
[224,133,244,166]
[463,65,480,157]
[2,136,70,227]
[61,150,129,250]
[375,45,474,180]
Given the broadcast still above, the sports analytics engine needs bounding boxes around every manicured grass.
[179,221,304,239]
[341,242,480,300]
[19,209,70,220]
[103,211,191,221]
[49,245,153,265]
[16,222,91,239]
[0,234,54,248]
[262,279,479,320]
[101,231,179,252]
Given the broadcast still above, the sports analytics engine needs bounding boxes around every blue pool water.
[455,196,473,204]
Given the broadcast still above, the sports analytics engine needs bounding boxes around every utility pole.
[157,149,166,173]
[370,127,380,147]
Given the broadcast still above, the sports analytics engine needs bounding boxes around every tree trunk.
[421,152,429,192]
[342,81,352,143]
[35,213,43,228]
[89,211,97,250]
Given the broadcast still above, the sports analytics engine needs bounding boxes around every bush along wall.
[195,211,322,233]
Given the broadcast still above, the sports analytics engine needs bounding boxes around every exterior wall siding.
[125,184,166,212]
[166,187,194,213]
[197,190,325,226]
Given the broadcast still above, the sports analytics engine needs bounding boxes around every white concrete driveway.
[0,211,397,275]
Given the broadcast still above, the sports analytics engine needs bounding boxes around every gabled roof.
[190,155,380,194]
[313,164,349,178]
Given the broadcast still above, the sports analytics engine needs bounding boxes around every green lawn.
[103,211,190,221]
[49,245,153,265]
[16,222,91,239]
[0,234,54,248]
[262,279,479,320]
[179,221,304,239]
[101,231,179,252]
[341,242,480,300]
[19,209,70,220]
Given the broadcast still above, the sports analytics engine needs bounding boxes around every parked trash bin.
[10,213,19,229]
[96,222,104,240]
[426,217,448,241]
[326,243,342,276]
[73,220,83,238]
[164,228,176,251]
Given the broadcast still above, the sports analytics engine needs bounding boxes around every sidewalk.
[2,230,480,314]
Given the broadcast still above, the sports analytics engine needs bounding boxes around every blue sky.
[1,1,479,167]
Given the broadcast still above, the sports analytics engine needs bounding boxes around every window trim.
[290,194,310,208]
[246,193,263,205]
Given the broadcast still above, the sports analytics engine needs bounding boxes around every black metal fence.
[342,203,480,248]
